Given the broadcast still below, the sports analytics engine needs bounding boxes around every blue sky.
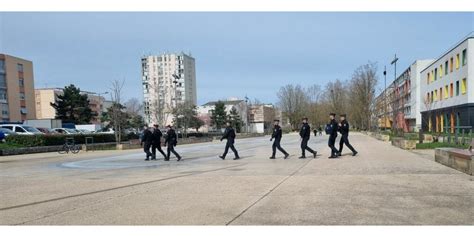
[0,12,472,105]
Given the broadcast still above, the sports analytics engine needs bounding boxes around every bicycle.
[58,138,81,154]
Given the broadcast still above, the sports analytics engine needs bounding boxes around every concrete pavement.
[0,133,473,225]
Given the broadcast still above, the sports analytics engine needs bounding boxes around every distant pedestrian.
[338,114,358,156]
[142,125,153,161]
[164,125,181,161]
[219,122,240,160]
[318,126,323,136]
[299,117,317,159]
[269,119,289,159]
[151,124,167,160]
[326,113,339,158]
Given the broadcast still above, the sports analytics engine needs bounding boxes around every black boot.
[284,154,290,159]
[219,155,225,160]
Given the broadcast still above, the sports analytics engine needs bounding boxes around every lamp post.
[383,66,387,130]
[391,54,399,131]
[172,73,180,140]
[95,91,109,124]
[245,96,250,134]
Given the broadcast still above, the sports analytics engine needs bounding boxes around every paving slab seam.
[225,157,314,225]
[0,163,247,212]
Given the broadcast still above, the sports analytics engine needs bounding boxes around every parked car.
[51,128,79,135]
[76,129,93,134]
[36,127,58,134]
[0,127,17,141]
[0,124,43,135]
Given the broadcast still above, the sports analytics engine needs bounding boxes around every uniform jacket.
[142,129,153,143]
[165,129,178,146]
[327,119,338,137]
[221,127,236,142]
[152,129,163,145]
[299,123,311,139]
[271,125,283,140]
[338,120,350,135]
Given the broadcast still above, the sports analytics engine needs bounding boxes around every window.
[0,89,7,101]
[439,87,443,100]
[17,64,24,72]
[20,107,27,114]
[440,65,443,78]
[431,70,434,82]
[450,57,454,72]
[19,92,25,100]
[456,81,460,96]
[445,61,448,75]
[431,91,434,102]
[445,85,449,99]
[426,93,430,102]
[461,78,467,94]
[456,54,460,69]
[450,83,454,97]
[19,79,24,87]
[434,68,438,80]
[0,60,4,73]
[434,89,438,101]
[462,49,467,66]
[0,74,6,88]
[427,73,430,84]
[15,126,25,133]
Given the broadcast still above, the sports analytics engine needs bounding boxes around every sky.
[0,12,473,105]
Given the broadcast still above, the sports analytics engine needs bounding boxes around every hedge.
[5,134,118,147]
[415,142,469,150]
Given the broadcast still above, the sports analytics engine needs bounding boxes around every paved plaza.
[0,133,473,225]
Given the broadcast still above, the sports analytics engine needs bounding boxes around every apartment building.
[0,54,36,122]
[35,88,106,124]
[141,52,197,126]
[197,99,248,132]
[420,35,473,133]
[375,60,433,132]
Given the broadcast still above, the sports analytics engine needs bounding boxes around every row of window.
[427,48,467,84]
[426,78,467,103]
[427,112,461,133]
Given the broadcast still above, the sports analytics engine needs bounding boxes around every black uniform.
[299,123,317,158]
[270,125,289,158]
[338,120,357,155]
[142,129,153,160]
[220,126,240,159]
[165,128,181,161]
[151,128,166,160]
[326,119,339,157]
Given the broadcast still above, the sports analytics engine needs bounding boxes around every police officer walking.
[299,117,317,159]
[151,124,167,160]
[269,119,289,159]
[164,125,181,161]
[142,125,153,161]
[326,113,339,158]
[338,114,358,156]
[219,122,240,160]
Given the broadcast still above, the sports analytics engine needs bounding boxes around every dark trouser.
[222,140,239,158]
[301,138,315,157]
[339,134,356,153]
[328,135,339,156]
[152,142,166,159]
[167,144,181,160]
[272,139,288,157]
[144,142,152,158]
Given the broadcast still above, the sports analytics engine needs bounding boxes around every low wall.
[0,145,65,156]
[435,148,473,175]
[391,137,417,150]
[375,133,390,142]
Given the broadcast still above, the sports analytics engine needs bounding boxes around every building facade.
[248,104,278,134]
[420,36,473,133]
[375,60,433,132]
[0,54,36,122]
[141,53,197,126]
[197,99,248,132]
[35,88,106,124]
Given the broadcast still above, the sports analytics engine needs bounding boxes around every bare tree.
[348,63,378,130]
[146,81,172,126]
[277,84,309,130]
[109,79,125,144]
[124,97,143,116]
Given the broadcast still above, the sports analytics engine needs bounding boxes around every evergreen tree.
[228,107,243,132]
[50,84,96,124]
[210,101,227,129]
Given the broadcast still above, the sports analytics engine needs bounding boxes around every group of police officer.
[141,113,357,161]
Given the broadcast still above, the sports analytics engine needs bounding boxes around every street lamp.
[245,96,250,134]
[383,66,387,129]
[172,73,180,139]
[391,54,399,132]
